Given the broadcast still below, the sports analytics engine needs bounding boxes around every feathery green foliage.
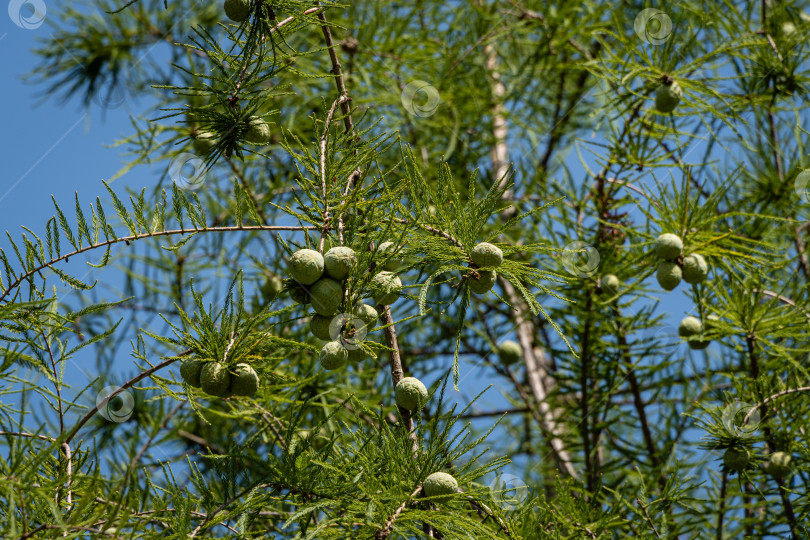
[3,0,810,538]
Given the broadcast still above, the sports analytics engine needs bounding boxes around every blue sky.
[1,6,171,328]
[1,7,142,392]
[1,10,140,227]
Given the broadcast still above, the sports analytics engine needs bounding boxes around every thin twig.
[221,330,238,364]
[188,487,261,538]
[248,6,324,50]
[18,525,126,540]
[614,306,667,491]
[0,430,55,441]
[187,482,331,538]
[254,402,288,450]
[225,157,269,223]
[751,288,810,319]
[319,98,342,252]
[637,498,662,538]
[128,401,185,477]
[745,333,799,533]
[605,177,652,201]
[393,218,464,249]
[317,5,357,245]
[716,471,728,540]
[375,486,422,539]
[464,493,511,536]
[459,407,529,419]
[63,355,184,446]
[579,294,596,492]
[793,227,810,278]
[743,386,810,425]
[42,328,71,511]
[0,224,316,304]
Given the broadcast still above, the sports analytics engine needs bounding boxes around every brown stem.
[316,5,354,137]
[460,407,530,419]
[18,525,126,540]
[637,498,662,538]
[378,305,418,454]
[177,430,227,454]
[746,334,760,379]
[751,288,810,318]
[393,218,464,249]
[174,253,185,310]
[614,307,666,491]
[767,111,784,181]
[579,295,594,492]
[716,471,728,540]
[626,371,657,466]
[62,442,72,510]
[42,328,71,508]
[743,386,810,425]
[254,403,289,450]
[538,46,601,173]
[744,481,754,536]
[90,497,282,526]
[0,431,55,441]
[793,228,810,278]
[317,5,358,246]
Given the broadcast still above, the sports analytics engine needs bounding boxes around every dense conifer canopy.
[2,1,810,538]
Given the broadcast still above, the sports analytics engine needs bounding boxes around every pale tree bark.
[486,40,509,193]
[483,36,578,480]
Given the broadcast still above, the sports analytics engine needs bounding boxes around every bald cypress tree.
[2,0,809,538]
